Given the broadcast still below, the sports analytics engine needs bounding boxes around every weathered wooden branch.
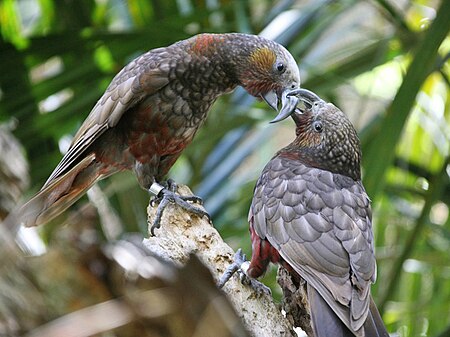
[143,185,300,337]
[277,267,313,337]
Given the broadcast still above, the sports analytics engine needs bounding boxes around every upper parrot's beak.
[268,89,299,124]
[261,89,299,123]
[261,90,279,111]
[270,88,324,123]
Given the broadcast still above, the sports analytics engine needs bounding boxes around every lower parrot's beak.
[289,88,324,108]
[268,89,299,123]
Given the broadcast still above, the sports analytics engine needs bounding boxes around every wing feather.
[44,50,171,187]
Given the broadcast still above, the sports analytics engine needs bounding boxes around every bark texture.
[144,185,297,337]
[277,267,313,337]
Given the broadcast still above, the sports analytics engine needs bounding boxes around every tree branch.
[144,185,298,337]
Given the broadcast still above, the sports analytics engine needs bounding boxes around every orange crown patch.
[249,47,277,71]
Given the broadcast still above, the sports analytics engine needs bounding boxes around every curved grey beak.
[289,88,324,107]
[261,90,278,111]
[262,89,299,124]
[269,88,324,123]
[269,89,299,124]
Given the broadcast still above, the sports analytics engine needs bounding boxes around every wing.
[250,156,376,333]
[44,48,171,187]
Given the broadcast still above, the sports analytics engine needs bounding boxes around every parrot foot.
[166,179,204,203]
[218,249,271,296]
[148,181,210,236]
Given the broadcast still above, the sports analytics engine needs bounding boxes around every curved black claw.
[218,249,271,296]
[148,182,210,236]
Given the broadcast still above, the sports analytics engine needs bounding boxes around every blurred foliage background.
[0,0,449,336]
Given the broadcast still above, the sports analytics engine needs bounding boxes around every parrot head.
[275,88,362,181]
[227,34,300,118]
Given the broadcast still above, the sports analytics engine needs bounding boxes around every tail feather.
[308,284,355,337]
[362,297,389,337]
[308,284,389,337]
[18,154,104,227]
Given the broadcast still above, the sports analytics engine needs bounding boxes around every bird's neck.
[174,34,243,94]
[278,145,361,181]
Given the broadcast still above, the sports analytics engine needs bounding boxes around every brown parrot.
[221,89,388,337]
[16,33,300,233]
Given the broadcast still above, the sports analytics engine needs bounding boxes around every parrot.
[15,33,300,234]
[221,89,388,337]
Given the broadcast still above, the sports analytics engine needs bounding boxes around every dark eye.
[312,121,323,133]
[276,62,285,73]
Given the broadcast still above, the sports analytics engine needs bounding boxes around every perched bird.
[16,33,300,233]
[222,89,388,337]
